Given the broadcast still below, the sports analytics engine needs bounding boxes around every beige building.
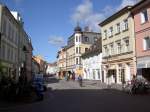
[33,55,47,74]
[0,4,33,82]
[65,25,101,76]
[57,47,67,78]
[99,6,136,84]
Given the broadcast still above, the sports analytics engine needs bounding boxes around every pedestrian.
[78,75,83,87]
[72,72,75,81]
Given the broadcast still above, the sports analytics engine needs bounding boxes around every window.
[109,27,113,37]
[104,30,107,39]
[116,23,120,33]
[76,36,78,42]
[85,48,88,52]
[97,70,100,79]
[124,39,129,52]
[79,47,81,53]
[76,47,78,53]
[84,37,89,42]
[117,42,121,54]
[94,37,97,42]
[79,36,81,42]
[79,57,81,64]
[104,46,109,56]
[141,10,148,24]
[110,43,114,55]
[76,58,79,64]
[143,37,150,50]
[76,47,81,54]
[124,19,128,30]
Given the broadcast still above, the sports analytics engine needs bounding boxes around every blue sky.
[0,0,138,63]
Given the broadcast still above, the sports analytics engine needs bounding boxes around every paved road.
[1,77,150,112]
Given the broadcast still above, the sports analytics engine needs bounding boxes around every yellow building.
[64,25,101,77]
[99,6,136,84]
[57,47,67,78]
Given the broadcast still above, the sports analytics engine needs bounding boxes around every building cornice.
[99,6,132,26]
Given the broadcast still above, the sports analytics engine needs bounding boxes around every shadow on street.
[1,88,150,112]
[44,77,59,84]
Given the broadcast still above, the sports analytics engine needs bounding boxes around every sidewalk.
[82,80,107,89]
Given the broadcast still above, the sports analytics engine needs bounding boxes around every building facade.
[0,5,20,80]
[82,38,104,81]
[99,6,136,84]
[65,25,101,77]
[0,5,33,82]
[46,62,57,75]
[57,47,67,78]
[33,55,47,74]
[132,0,150,81]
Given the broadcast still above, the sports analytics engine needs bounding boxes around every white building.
[82,38,105,82]
[46,62,58,75]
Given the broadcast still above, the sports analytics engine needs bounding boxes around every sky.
[0,0,139,63]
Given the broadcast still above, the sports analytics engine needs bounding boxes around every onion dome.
[74,25,82,33]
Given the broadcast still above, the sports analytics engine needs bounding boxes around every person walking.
[72,72,75,81]
[78,75,83,87]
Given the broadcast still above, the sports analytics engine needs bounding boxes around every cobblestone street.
[0,77,150,112]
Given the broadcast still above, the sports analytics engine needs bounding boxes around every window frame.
[143,37,150,50]
[141,9,149,24]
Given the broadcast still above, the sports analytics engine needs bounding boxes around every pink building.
[132,0,150,80]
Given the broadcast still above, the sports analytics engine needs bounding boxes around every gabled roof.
[99,6,132,26]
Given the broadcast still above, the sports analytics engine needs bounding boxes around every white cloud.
[71,0,106,32]
[48,36,65,46]
[71,0,139,32]
[71,0,92,22]
[117,0,138,10]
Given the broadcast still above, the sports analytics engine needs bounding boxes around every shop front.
[137,57,150,81]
